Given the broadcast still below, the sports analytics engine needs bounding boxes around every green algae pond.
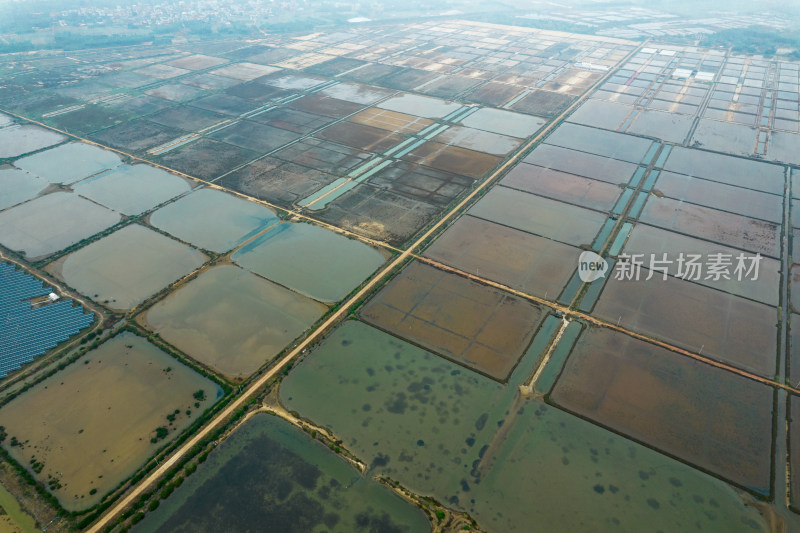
[280,320,771,533]
[134,414,431,533]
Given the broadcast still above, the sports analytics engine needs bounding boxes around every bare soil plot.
[316,121,405,153]
[361,261,546,381]
[147,106,229,132]
[594,273,777,378]
[0,332,221,510]
[349,108,433,134]
[640,196,781,258]
[46,104,131,136]
[377,68,441,91]
[366,160,472,206]
[550,327,773,495]
[424,215,581,299]
[144,265,325,379]
[217,156,339,207]
[51,224,206,310]
[209,62,280,81]
[654,171,783,223]
[315,184,440,246]
[501,162,622,212]
[403,141,499,179]
[155,138,258,180]
[90,119,184,153]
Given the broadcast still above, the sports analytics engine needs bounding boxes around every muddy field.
[0,332,221,511]
[144,265,325,379]
[314,183,440,245]
[361,261,545,381]
[90,119,185,154]
[248,107,334,134]
[155,138,258,180]
[349,107,432,134]
[316,121,405,153]
[272,137,372,176]
[216,156,338,207]
[208,120,300,154]
[366,160,472,206]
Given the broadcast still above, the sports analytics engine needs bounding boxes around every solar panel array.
[0,262,94,377]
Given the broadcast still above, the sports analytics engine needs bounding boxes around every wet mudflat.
[361,262,545,381]
[365,161,472,206]
[316,121,405,153]
[52,224,206,310]
[232,222,387,303]
[433,126,522,156]
[459,108,545,138]
[149,188,279,253]
[593,271,777,378]
[273,137,373,176]
[248,107,334,134]
[134,414,430,533]
[550,327,773,495]
[89,119,185,154]
[544,123,654,163]
[653,171,782,223]
[144,265,326,379]
[0,332,221,511]
[207,120,300,154]
[314,184,440,246]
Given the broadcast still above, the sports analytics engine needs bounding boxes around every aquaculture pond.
[281,320,770,533]
[134,414,431,533]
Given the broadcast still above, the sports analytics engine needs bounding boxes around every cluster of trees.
[700,27,800,58]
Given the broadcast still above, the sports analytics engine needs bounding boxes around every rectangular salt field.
[0,124,65,158]
[551,327,773,494]
[232,222,387,303]
[14,142,121,184]
[51,224,207,310]
[73,164,192,216]
[544,123,654,163]
[148,188,279,253]
[469,186,607,246]
[361,261,546,381]
[144,265,326,379]
[0,192,120,259]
